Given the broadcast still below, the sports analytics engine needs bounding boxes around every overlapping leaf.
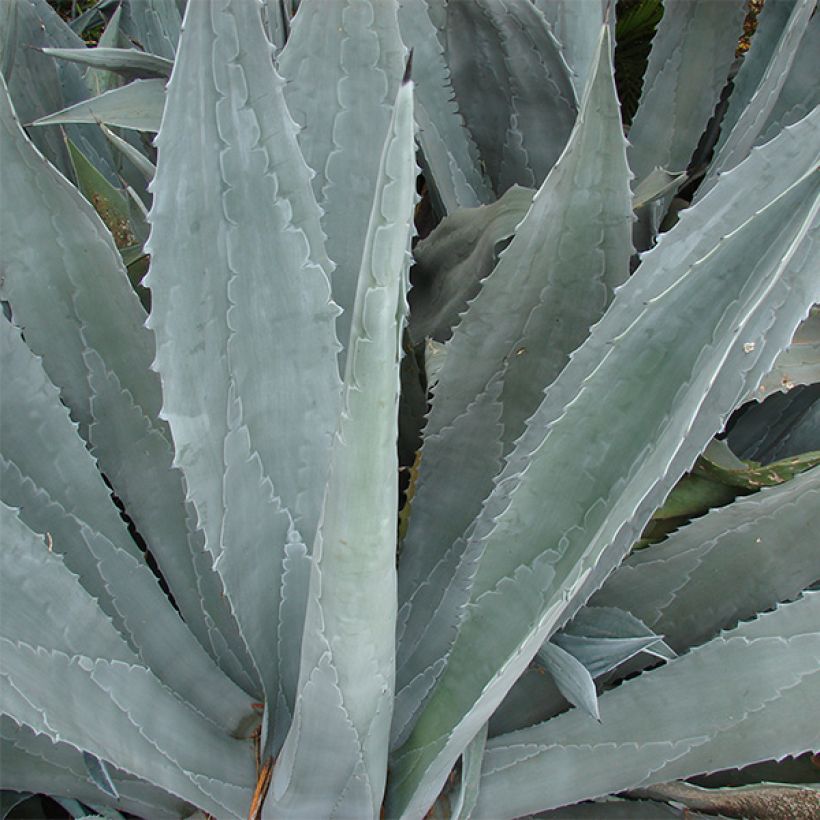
[268,67,416,820]
[389,108,820,820]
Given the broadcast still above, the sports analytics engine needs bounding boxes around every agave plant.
[1,0,819,818]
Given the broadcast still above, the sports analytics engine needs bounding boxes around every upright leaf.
[119,0,182,60]
[394,27,632,742]
[146,0,342,739]
[279,0,405,365]
[389,121,819,819]
[445,0,577,194]
[698,0,816,199]
[268,69,416,819]
[628,0,746,184]
[532,0,607,98]
[397,0,493,214]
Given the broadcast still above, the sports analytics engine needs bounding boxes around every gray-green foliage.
[1,1,818,818]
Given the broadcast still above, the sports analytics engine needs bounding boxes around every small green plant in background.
[1,0,818,818]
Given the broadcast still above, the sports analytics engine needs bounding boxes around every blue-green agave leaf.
[531,0,607,100]
[42,47,173,79]
[451,723,488,820]
[0,723,194,820]
[98,121,156,181]
[1,330,255,733]
[699,0,816,199]
[30,79,166,132]
[119,0,181,60]
[408,184,534,344]
[0,0,120,183]
[0,77,243,685]
[268,68,416,820]
[445,0,577,194]
[591,464,820,653]
[388,116,820,819]
[474,593,820,818]
[0,501,135,666]
[711,0,798,162]
[753,8,819,149]
[397,0,493,214]
[0,642,255,818]
[84,4,125,97]
[393,29,632,744]
[554,606,675,678]
[627,0,746,184]
[750,305,820,400]
[536,642,600,722]
[279,0,405,366]
[146,0,342,740]
[83,753,118,800]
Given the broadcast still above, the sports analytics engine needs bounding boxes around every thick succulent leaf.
[554,607,674,678]
[699,0,816,199]
[397,0,492,213]
[474,594,820,819]
[627,0,746,185]
[408,185,534,344]
[427,25,630,447]
[146,0,343,722]
[0,642,255,818]
[30,79,166,132]
[0,0,120,183]
[278,0,405,365]
[1,331,255,732]
[119,0,181,60]
[84,5,125,97]
[42,47,173,79]
[752,304,820,399]
[536,642,599,722]
[393,28,632,741]
[627,0,747,250]
[711,0,799,163]
[754,8,819,148]
[0,78,242,681]
[491,608,673,739]
[1,724,193,820]
[83,753,119,800]
[445,0,577,194]
[268,70,416,820]
[0,502,135,666]
[99,121,156,181]
[451,723,488,820]
[591,464,820,654]
[728,384,820,463]
[532,0,607,97]
[0,317,142,579]
[388,124,820,818]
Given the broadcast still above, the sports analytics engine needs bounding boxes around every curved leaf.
[389,122,820,819]
[269,68,416,819]
[591,465,820,653]
[475,594,820,818]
